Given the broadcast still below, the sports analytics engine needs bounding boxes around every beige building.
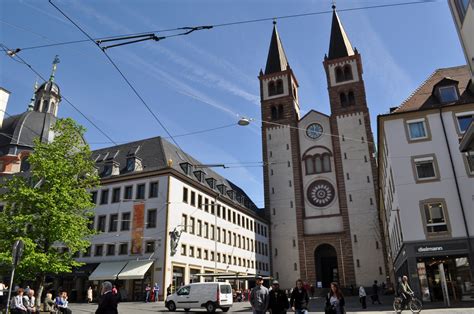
[378,65,474,302]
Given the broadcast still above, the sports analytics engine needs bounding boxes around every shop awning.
[88,261,127,281]
[117,260,153,280]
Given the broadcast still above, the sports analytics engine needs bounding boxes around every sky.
[0,0,467,208]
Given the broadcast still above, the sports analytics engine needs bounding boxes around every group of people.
[249,276,345,314]
[357,280,383,309]
[144,283,160,302]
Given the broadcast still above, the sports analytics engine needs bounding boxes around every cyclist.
[400,276,414,309]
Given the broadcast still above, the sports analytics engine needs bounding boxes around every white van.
[165,282,233,312]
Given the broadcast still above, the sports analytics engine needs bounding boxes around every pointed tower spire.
[49,55,60,82]
[328,6,354,60]
[264,21,289,75]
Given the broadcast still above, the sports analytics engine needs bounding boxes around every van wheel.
[206,302,216,312]
[222,308,230,312]
[184,309,190,312]
[167,301,176,312]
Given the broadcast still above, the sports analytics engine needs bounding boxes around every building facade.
[378,65,474,302]
[260,8,386,289]
[73,137,270,301]
[449,0,474,82]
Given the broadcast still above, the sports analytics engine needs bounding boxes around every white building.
[449,0,474,81]
[66,137,270,301]
[378,65,474,303]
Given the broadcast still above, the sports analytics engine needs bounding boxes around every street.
[68,296,474,313]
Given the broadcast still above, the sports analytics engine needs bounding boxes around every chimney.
[0,87,11,128]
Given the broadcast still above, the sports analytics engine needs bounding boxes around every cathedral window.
[335,67,344,83]
[276,79,284,94]
[340,93,348,107]
[268,81,276,96]
[271,106,278,120]
[278,104,284,119]
[315,156,323,173]
[343,65,353,80]
[348,91,355,106]
[322,153,331,172]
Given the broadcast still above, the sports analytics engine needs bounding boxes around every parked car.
[165,282,233,312]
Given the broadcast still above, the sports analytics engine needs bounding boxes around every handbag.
[324,304,336,314]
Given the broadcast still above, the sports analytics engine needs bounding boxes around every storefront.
[394,239,473,303]
[172,266,185,289]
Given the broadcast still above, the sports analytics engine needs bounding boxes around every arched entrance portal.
[315,244,339,288]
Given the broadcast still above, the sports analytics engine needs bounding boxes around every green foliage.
[0,118,99,281]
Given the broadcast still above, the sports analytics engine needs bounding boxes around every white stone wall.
[337,112,385,286]
[298,111,343,233]
[266,125,300,289]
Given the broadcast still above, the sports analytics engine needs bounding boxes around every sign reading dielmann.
[415,242,467,255]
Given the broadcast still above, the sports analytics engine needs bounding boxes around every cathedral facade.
[260,9,387,288]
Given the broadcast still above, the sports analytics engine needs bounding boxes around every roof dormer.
[217,184,227,195]
[193,169,206,182]
[433,78,460,103]
[205,177,217,189]
[180,162,193,175]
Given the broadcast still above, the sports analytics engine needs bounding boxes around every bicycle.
[393,293,423,313]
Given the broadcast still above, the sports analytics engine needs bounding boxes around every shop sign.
[415,242,467,254]
[417,246,444,253]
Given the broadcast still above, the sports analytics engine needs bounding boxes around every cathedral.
[260,7,387,288]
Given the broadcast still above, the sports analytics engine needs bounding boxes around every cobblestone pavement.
[68,297,474,314]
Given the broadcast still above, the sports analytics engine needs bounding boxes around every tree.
[0,118,99,304]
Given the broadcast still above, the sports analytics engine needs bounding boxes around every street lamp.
[238,117,252,126]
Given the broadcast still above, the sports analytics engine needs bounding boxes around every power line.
[48,0,191,164]
[1,43,118,145]
[11,0,437,52]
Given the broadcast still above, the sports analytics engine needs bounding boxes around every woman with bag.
[324,282,345,314]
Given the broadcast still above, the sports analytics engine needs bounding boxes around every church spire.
[327,6,354,60]
[264,21,289,75]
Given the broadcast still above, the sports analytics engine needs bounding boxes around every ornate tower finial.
[332,0,336,10]
[273,19,277,25]
[49,55,60,82]
[28,79,39,111]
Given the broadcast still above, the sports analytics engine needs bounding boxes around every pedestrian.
[290,279,309,314]
[0,280,7,308]
[249,275,269,314]
[359,285,367,309]
[325,282,345,314]
[350,284,354,296]
[55,291,72,314]
[111,285,117,295]
[166,284,172,298]
[87,286,93,303]
[153,283,160,302]
[381,281,386,295]
[400,275,413,310]
[95,281,118,314]
[43,293,55,313]
[145,284,151,303]
[10,288,27,314]
[371,280,382,305]
[310,285,315,298]
[268,280,289,314]
[24,289,36,313]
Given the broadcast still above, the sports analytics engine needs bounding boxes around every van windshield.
[220,285,232,294]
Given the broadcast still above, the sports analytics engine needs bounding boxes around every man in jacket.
[250,276,269,314]
[268,281,289,314]
[290,279,309,314]
[95,281,118,314]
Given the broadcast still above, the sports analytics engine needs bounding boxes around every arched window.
[335,67,344,83]
[348,91,355,106]
[278,104,284,119]
[322,154,331,172]
[343,65,353,81]
[276,79,284,94]
[340,93,348,107]
[315,156,323,173]
[268,81,276,96]
[271,106,278,120]
[42,100,49,112]
[305,157,315,175]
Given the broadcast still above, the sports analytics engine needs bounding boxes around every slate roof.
[91,136,260,212]
[393,66,473,113]
[0,111,56,156]
[327,10,354,60]
[264,24,289,75]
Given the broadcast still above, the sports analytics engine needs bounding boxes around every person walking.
[268,281,289,314]
[325,282,345,314]
[87,287,93,303]
[290,279,309,314]
[153,283,160,302]
[166,285,172,298]
[358,286,367,309]
[250,276,269,314]
[10,288,27,314]
[95,281,118,314]
[371,280,382,305]
[145,284,151,303]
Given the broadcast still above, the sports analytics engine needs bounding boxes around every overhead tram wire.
[48,0,192,164]
[12,0,437,53]
[0,43,118,146]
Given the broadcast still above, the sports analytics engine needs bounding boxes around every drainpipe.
[439,108,474,276]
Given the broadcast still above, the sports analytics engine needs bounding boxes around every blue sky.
[0,0,466,207]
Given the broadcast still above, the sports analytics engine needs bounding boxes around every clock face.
[307,180,335,207]
[306,123,323,139]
